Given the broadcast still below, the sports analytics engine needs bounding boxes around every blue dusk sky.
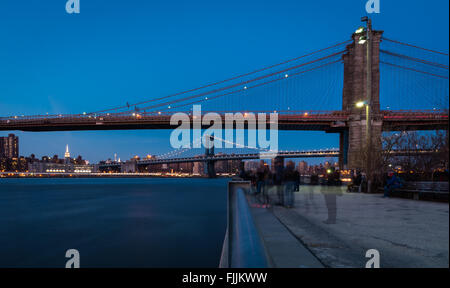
[0,0,448,162]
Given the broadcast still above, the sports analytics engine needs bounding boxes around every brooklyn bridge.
[1,20,448,173]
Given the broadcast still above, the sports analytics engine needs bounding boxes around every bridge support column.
[205,135,217,178]
[339,130,349,170]
[342,27,383,172]
[347,118,382,171]
[206,160,217,178]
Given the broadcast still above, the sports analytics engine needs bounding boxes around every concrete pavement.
[256,185,449,268]
[247,195,324,268]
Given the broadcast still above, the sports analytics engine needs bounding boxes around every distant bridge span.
[99,149,439,168]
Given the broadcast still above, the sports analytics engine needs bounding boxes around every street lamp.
[355,99,372,193]
[356,101,366,108]
[355,26,365,34]
[357,16,373,193]
[355,100,370,143]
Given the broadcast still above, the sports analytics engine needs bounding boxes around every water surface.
[0,178,228,268]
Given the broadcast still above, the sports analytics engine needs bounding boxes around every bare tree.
[378,130,449,181]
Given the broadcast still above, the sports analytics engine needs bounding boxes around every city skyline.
[1,133,342,176]
[1,133,338,165]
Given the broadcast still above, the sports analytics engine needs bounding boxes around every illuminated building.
[64,144,71,164]
[0,134,19,159]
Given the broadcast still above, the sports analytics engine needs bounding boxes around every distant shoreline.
[0,172,234,179]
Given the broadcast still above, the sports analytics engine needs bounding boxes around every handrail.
[219,180,270,268]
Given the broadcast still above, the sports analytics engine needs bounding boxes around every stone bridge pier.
[340,29,384,171]
[204,135,217,178]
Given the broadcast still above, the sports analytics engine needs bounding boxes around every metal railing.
[219,180,270,268]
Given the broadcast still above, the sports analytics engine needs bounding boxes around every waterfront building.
[120,158,139,173]
[27,145,95,174]
[193,161,205,175]
[0,134,19,159]
[298,161,308,174]
[28,161,96,173]
[244,160,259,172]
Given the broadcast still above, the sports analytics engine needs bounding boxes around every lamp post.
[356,16,373,193]
[356,101,371,189]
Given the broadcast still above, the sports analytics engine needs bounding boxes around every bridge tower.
[204,135,217,178]
[341,26,383,171]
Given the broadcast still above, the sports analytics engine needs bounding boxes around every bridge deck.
[0,111,447,132]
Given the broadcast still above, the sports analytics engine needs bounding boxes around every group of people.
[348,171,367,193]
[239,159,300,208]
[348,170,404,198]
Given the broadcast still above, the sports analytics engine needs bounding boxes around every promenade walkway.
[249,185,449,268]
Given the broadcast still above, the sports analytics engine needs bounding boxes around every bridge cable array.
[380,37,449,111]
[86,40,350,116]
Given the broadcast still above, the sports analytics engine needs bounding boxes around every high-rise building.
[244,160,259,172]
[0,134,19,159]
[298,161,308,174]
[64,144,71,164]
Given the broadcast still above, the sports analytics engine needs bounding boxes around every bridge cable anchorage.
[88,40,352,115]
[110,51,345,115]
[382,37,450,56]
[155,58,344,112]
[380,61,449,80]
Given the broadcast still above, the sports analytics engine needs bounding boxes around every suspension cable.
[117,51,345,114]
[382,37,449,56]
[380,61,449,79]
[380,49,449,69]
[90,40,351,114]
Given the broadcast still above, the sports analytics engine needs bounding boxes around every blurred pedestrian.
[273,157,284,205]
[283,161,298,208]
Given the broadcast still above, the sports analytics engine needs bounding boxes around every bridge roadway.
[0,110,448,132]
[99,149,438,167]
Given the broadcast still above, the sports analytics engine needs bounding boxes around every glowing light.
[356,101,366,108]
[358,36,367,44]
[355,26,365,34]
